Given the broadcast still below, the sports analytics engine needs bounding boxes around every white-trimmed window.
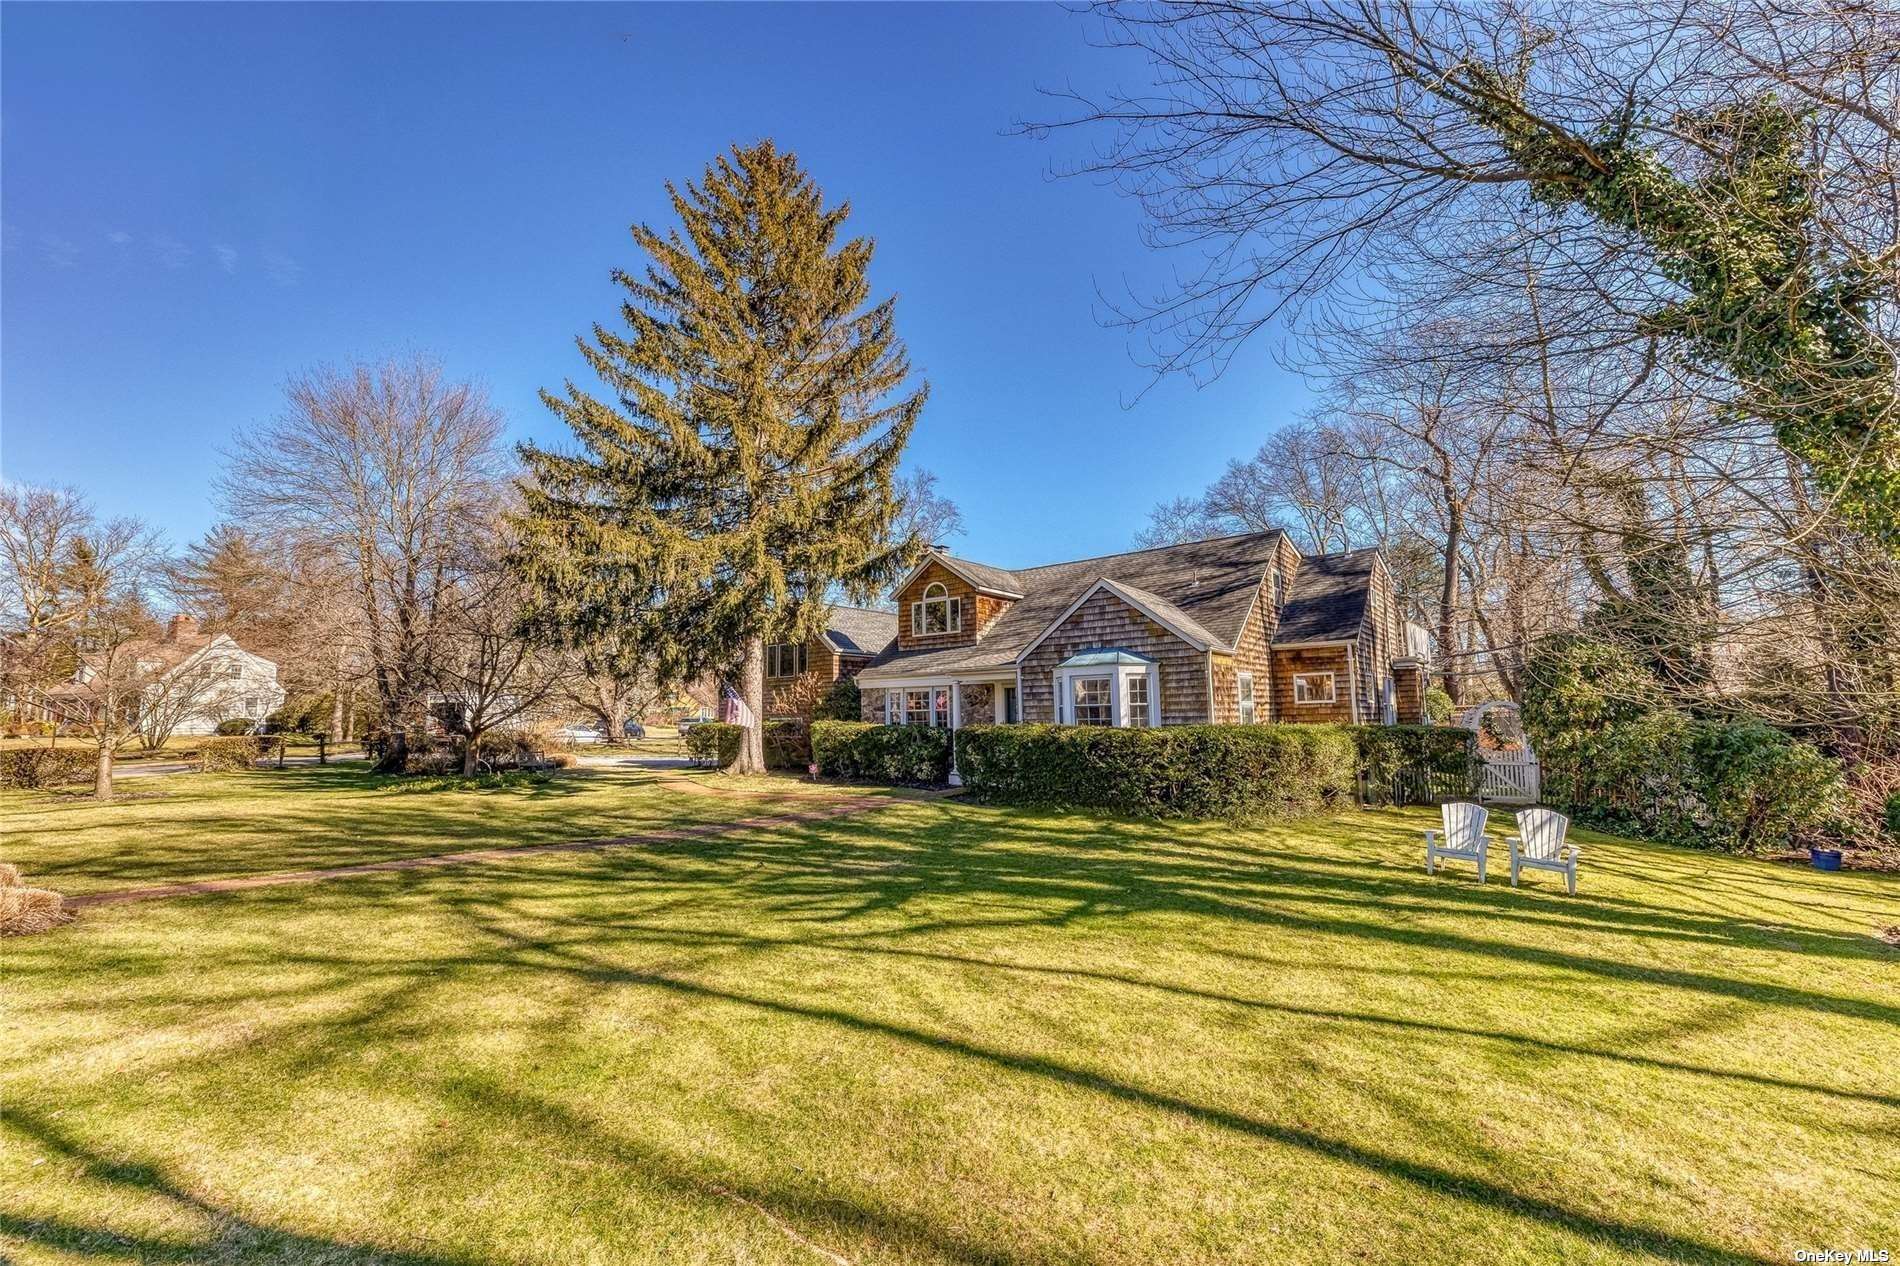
[1123,674,1151,727]
[899,687,950,728]
[1381,675,1397,725]
[1072,677,1113,726]
[1237,672,1256,724]
[910,582,962,636]
[766,642,807,679]
[1293,672,1336,705]
[1053,651,1160,728]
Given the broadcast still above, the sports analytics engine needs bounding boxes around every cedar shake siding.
[894,560,1014,652]
[764,607,897,719]
[1270,646,1356,723]
[1393,662,1426,724]
[1019,589,1209,725]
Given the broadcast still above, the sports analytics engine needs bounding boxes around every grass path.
[3,781,1895,1264]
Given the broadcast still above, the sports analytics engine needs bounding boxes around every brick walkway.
[66,793,894,910]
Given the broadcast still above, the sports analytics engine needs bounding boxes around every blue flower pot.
[1809,847,1843,872]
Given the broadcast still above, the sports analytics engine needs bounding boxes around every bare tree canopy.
[1046,0,1900,540]
[222,356,507,770]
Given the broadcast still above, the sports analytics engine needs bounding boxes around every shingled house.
[855,531,1430,733]
[763,605,899,719]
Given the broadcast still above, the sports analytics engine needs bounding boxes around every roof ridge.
[933,527,1287,581]
[1013,527,1287,577]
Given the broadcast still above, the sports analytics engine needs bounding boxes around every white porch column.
[946,681,963,787]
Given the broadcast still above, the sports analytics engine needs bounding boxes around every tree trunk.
[93,744,114,802]
[730,635,767,775]
[375,727,408,774]
[330,688,345,745]
[1438,500,1465,704]
[462,729,478,777]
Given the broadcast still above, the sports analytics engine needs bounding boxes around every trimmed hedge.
[685,720,814,771]
[1349,725,1477,806]
[954,723,1356,819]
[200,735,282,772]
[764,719,811,770]
[684,723,744,767]
[0,748,95,790]
[812,720,952,785]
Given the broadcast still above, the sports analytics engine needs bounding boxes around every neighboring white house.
[48,614,288,737]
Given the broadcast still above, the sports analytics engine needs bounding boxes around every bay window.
[1053,649,1160,728]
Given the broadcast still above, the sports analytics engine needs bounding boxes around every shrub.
[812,720,952,785]
[1886,789,1900,842]
[200,735,282,772]
[684,722,745,768]
[0,748,94,790]
[1688,721,1842,852]
[764,719,811,770]
[953,724,1356,819]
[1422,685,1454,725]
[1540,714,1842,854]
[815,676,862,722]
[1520,633,1666,746]
[214,718,256,737]
[1349,725,1476,806]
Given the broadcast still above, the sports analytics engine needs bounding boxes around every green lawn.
[0,763,867,896]
[3,775,1896,1264]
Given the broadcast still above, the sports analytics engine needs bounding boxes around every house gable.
[1017,586,1211,726]
[893,559,1014,652]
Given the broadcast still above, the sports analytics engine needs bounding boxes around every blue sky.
[1,2,1308,568]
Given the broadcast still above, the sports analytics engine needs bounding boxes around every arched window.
[910,581,961,636]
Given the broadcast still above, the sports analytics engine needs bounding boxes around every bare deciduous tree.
[223,357,506,771]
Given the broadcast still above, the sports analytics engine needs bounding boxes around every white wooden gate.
[1477,751,1540,805]
[1456,700,1541,805]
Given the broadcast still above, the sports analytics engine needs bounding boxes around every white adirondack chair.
[1508,807,1579,895]
[1424,802,1489,882]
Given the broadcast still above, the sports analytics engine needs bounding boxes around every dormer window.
[910,582,962,636]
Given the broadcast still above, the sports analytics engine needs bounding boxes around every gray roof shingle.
[822,606,899,657]
[1274,548,1380,643]
[863,530,1291,677]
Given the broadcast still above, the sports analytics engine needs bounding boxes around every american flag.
[721,683,755,729]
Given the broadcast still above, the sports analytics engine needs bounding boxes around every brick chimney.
[166,614,200,643]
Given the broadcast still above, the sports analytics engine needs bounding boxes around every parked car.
[552,721,608,745]
[675,717,711,737]
[623,719,647,740]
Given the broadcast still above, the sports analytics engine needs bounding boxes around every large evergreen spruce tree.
[516,141,925,772]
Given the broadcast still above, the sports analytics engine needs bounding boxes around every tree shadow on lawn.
[20,807,1894,1263]
[4,769,773,893]
[440,924,1789,1266]
[1,1107,493,1265]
